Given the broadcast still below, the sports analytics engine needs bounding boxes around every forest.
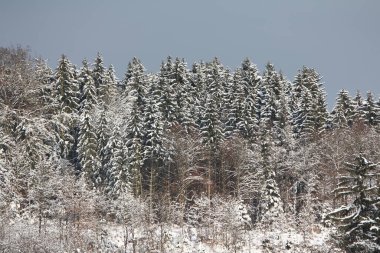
[0,46,379,252]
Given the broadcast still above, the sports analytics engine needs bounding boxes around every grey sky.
[1,0,379,107]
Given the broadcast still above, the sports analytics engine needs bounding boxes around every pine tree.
[331,90,356,128]
[200,94,224,151]
[260,63,282,127]
[142,86,168,197]
[123,57,146,196]
[155,59,178,127]
[79,60,97,112]
[106,64,118,98]
[106,124,129,197]
[237,58,261,140]
[34,58,56,113]
[172,57,194,130]
[223,70,241,138]
[201,58,228,139]
[96,108,111,189]
[78,105,99,188]
[292,66,328,139]
[360,92,380,126]
[52,55,80,163]
[190,62,208,128]
[93,53,112,104]
[352,90,364,123]
[258,125,284,225]
[54,55,79,114]
[326,155,380,252]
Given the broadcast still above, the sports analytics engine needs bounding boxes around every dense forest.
[0,46,379,252]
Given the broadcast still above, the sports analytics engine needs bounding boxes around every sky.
[1,0,379,108]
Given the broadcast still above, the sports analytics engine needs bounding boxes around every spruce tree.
[93,53,112,104]
[260,63,282,127]
[292,66,327,139]
[258,124,284,225]
[326,155,380,252]
[190,62,208,128]
[361,92,380,126]
[77,60,100,187]
[96,109,111,189]
[238,58,261,140]
[106,124,129,197]
[172,57,194,130]
[53,55,80,162]
[79,60,97,112]
[78,103,99,188]
[123,57,146,196]
[54,55,79,114]
[331,90,356,128]
[34,58,56,113]
[155,59,178,127]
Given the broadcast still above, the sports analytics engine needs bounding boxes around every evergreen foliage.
[326,155,380,252]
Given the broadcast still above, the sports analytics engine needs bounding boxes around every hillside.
[0,47,379,252]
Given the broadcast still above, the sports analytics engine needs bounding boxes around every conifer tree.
[223,70,243,138]
[190,62,208,128]
[123,57,146,196]
[106,124,129,197]
[331,90,356,128]
[79,60,97,112]
[260,63,282,127]
[77,60,100,187]
[172,57,194,130]
[54,55,79,114]
[53,55,80,162]
[361,92,380,126]
[96,109,111,188]
[78,105,99,188]
[106,64,118,97]
[93,53,112,104]
[292,66,328,139]
[258,124,284,224]
[237,58,261,140]
[34,58,56,113]
[326,155,380,252]
[155,59,178,127]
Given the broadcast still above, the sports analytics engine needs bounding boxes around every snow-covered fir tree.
[292,66,328,139]
[326,154,380,252]
[96,108,111,190]
[106,123,129,197]
[78,105,99,187]
[93,53,113,105]
[361,91,380,126]
[331,89,356,128]
[77,60,100,187]
[54,55,79,114]
[235,59,261,140]
[155,58,178,127]
[123,57,146,196]
[258,125,284,225]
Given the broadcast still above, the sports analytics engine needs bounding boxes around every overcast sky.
[1,0,379,107]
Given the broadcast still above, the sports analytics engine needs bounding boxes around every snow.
[97,223,332,253]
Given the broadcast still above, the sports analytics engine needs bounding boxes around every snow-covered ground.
[102,223,333,253]
[0,214,339,253]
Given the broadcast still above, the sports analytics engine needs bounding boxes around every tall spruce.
[78,60,100,187]
[292,66,328,139]
[124,57,146,196]
[54,55,79,114]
